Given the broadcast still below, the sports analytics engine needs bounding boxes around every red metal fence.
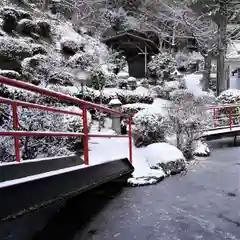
[0,76,133,164]
[205,104,240,130]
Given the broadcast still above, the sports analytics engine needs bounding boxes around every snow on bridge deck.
[202,125,240,139]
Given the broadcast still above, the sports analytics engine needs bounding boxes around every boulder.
[146,142,186,175]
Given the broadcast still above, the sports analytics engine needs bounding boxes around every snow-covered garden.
[0,0,239,187]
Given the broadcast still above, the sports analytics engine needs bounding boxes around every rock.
[146,142,186,175]
[0,70,21,79]
[193,140,210,157]
[2,10,18,32]
[37,20,51,38]
[31,44,47,55]
[48,71,74,86]
[60,39,79,55]
[157,159,186,175]
[17,19,39,36]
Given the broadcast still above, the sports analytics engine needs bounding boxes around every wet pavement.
[34,138,240,240]
[74,139,240,240]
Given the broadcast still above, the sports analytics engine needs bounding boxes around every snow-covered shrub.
[146,143,186,175]
[88,70,106,90]
[2,8,18,32]
[175,51,189,70]
[0,36,32,60]
[148,52,176,78]
[48,71,74,86]
[133,109,166,147]
[0,103,91,162]
[0,69,21,79]
[22,54,63,85]
[151,81,180,100]
[36,20,51,37]
[121,103,149,115]
[167,89,207,159]
[60,38,82,55]
[216,89,240,126]
[0,36,32,72]
[17,19,39,36]
[67,51,99,71]
[31,44,47,55]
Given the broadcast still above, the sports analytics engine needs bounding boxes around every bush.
[0,36,32,60]
[132,109,166,147]
[31,44,47,55]
[0,69,21,79]
[2,8,18,32]
[36,20,51,37]
[0,103,91,162]
[148,52,176,78]
[216,89,240,126]
[167,89,207,159]
[48,71,74,86]
[17,19,39,36]
[60,38,81,55]
[67,52,98,71]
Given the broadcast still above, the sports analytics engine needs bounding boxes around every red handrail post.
[229,107,232,130]
[128,116,133,164]
[12,103,21,162]
[82,104,89,165]
[213,108,217,128]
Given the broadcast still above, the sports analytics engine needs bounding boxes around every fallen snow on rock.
[88,130,185,186]
[145,142,184,166]
[194,140,210,157]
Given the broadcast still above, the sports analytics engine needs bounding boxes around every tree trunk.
[202,55,211,91]
[216,4,227,95]
[42,0,50,11]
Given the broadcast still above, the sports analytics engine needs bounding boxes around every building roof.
[102,29,159,54]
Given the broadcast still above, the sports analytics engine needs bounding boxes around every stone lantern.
[127,77,137,90]
[108,98,122,134]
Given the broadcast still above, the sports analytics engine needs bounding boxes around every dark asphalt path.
[75,140,240,240]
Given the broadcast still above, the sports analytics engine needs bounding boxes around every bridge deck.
[202,125,240,140]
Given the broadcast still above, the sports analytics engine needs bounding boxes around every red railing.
[0,76,133,164]
[205,104,240,130]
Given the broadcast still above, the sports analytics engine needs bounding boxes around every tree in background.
[187,0,240,95]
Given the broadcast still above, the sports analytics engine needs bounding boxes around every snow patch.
[194,140,210,157]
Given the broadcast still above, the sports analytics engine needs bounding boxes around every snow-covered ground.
[88,129,185,186]
[184,73,204,97]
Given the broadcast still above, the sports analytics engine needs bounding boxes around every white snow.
[88,130,184,186]
[193,140,210,157]
[117,71,129,78]
[184,73,204,97]
[108,98,122,106]
[145,143,184,167]
[0,164,87,188]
